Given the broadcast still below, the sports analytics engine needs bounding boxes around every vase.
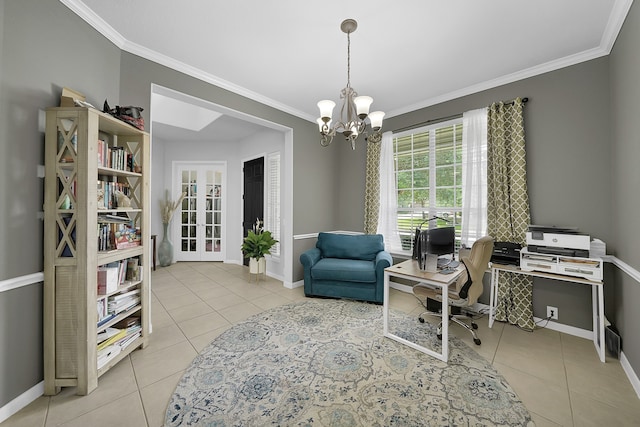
[158,223,173,267]
[249,257,266,274]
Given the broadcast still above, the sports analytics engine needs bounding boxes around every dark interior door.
[243,157,264,265]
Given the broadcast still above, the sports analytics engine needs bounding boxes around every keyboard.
[437,259,460,269]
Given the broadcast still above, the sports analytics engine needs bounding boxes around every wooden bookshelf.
[43,107,150,395]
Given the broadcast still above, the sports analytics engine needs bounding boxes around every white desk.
[383,259,463,362]
[489,263,605,362]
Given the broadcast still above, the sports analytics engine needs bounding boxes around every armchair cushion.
[316,232,384,261]
[311,258,377,283]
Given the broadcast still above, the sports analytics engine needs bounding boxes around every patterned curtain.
[363,139,382,234]
[487,98,534,331]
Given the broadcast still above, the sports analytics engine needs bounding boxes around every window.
[393,119,463,253]
[265,151,281,257]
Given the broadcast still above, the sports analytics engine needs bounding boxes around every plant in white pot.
[241,219,278,275]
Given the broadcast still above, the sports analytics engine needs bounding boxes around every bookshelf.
[43,107,150,395]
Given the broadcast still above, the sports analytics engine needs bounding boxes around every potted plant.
[241,219,278,274]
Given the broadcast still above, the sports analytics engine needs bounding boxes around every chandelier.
[317,19,385,150]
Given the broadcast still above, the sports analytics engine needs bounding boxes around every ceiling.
[62,0,632,140]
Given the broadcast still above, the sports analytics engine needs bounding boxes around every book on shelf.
[97,265,119,295]
[97,313,116,328]
[126,258,140,281]
[97,344,121,370]
[97,328,127,351]
[97,327,122,344]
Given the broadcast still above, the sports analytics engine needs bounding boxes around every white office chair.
[412,236,494,345]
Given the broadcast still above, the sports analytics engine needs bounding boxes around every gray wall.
[339,57,614,331]
[0,0,122,408]
[2,0,640,413]
[610,1,640,375]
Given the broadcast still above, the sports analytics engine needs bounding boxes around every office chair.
[412,236,494,345]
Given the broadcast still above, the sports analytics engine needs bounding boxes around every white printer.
[526,225,590,258]
[520,225,603,281]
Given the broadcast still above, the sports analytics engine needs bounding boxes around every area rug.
[165,299,533,426]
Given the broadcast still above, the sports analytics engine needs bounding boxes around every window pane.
[397,189,413,208]
[435,188,455,207]
[397,171,413,189]
[414,189,429,207]
[436,165,455,186]
[413,169,429,188]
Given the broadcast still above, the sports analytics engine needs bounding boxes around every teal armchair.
[299,232,392,304]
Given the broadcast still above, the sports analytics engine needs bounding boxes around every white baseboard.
[620,351,640,399]
[0,381,44,424]
[287,280,304,289]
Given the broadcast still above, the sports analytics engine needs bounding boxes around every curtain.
[487,97,534,331]
[363,136,382,234]
[376,132,402,251]
[461,107,488,248]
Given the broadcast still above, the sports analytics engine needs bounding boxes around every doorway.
[243,157,264,266]
[173,161,226,262]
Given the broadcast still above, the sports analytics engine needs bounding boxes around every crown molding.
[61,0,632,124]
[59,0,315,123]
[59,0,126,47]
[385,0,634,119]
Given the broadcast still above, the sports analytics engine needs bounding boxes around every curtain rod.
[393,97,528,134]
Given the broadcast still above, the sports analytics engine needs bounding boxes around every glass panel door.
[174,162,225,261]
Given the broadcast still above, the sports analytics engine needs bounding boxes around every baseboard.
[620,351,640,399]
[0,381,44,424]
[287,280,304,289]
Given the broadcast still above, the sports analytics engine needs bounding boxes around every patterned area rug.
[165,299,533,426]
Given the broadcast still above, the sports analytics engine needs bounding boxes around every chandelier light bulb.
[368,111,385,131]
[317,100,335,122]
[354,96,373,119]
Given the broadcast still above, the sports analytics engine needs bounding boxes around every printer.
[525,225,590,258]
[491,242,522,266]
[520,225,603,281]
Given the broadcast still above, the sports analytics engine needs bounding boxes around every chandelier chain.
[347,31,351,88]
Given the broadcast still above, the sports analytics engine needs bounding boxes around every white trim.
[621,351,640,399]
[288,280,305,290]
[0,381,44,424]
[59,1,314,122]
[61,1,632,124]
[603,255,640,283]
[531,316,593,340]
[0,272,44,293]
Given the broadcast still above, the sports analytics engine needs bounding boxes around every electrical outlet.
[547,306,558,320]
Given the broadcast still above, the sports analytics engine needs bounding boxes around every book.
[97,327,122,344]
[97,328,127,351]
[97,344,121,370]
[97,266,119,295]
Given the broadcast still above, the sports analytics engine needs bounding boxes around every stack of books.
[97,317,142,369]
[107,289,140,315]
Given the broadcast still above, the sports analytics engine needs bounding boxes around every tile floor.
[3,261,640,426]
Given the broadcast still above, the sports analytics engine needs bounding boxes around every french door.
[174,162,226,261]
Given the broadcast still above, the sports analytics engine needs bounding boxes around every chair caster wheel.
[472,322,478,330]
[474,338,481,345]
[437,334,442,340]
[418,317,425,323]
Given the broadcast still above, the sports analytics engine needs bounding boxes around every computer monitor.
[426,226,455,256]
[416,226,455,272]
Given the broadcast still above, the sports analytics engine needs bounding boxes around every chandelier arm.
[320,133,334,146]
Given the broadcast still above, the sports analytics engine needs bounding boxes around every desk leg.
[441,280,448,361]
[383,271,390,336]
[593,283,606,363]
[489,268,499,328]
[151,235,157,271]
